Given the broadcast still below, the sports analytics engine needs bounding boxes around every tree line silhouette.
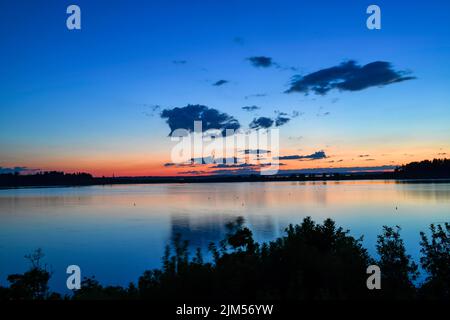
[1,158,449,187]
[395,158,450,179]
[0,171,94,187]
[1,217,448,300]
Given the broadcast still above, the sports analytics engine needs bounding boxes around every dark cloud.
[275,110,298,123]
[211,163,255,169]
[190,156,239,165]
[209,163,283,175]
[277,151,327,161]
[165,156,241,168]
[242,105,260,112]
[247,56,274,68]
[276,155,302,160]
[176,162,285,176]
[172,60,187,65]
[242,149,271,155]
[305,151,327,160]
[285,60,415,95]
[277,165,397,175]
[181,164,396,176]
[160,104,240,136]
[179,170,207,175]
[213,80,229,86]
[249,117,274,129]
[164,162,197,168]
[249,113,292,129]
[209,168,259,175]
[275,115,290,127]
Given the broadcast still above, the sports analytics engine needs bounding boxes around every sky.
[0,0,449,177]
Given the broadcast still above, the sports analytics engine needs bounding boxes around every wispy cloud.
[241,149,271,155]
[242,105,261,112]
[179,170,207,175]
[316,107,330,117]
[211,163,255,169]
[142,104,161,117]
[291,110,303,118]
[276,151,327,161]
[277,165,396,174]
[249,113,292,129]
[245,93,267,99]
[172,60,187,65]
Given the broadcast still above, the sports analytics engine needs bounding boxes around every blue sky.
[1,0,449,176]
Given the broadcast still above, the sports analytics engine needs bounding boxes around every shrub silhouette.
[72,277,131,300]
[375,226,418,299]
[1,218,449,300]
[0,249,60,300]
[418,223,450,299]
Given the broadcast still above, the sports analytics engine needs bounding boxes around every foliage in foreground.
[0,218,449,300]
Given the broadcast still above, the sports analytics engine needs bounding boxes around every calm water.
[1,180,449,292]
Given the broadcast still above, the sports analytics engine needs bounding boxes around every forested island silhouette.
[1,159,449,188]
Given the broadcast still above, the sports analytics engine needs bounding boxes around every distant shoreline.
[1,159,449,189]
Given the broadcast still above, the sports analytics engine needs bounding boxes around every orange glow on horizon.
[4,145,448,177]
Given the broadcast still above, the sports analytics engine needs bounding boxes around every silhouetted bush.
[72,277,132,300]
[0,249,60,300]
[375,226,418,299]
[418,223,450,299]
[1,218,449,300]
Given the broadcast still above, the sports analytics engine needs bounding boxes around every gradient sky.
[1,0,449,176]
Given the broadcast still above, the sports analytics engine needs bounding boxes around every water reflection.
[170,213,276,248]
[170,214,237,247]
[0,180,449,292]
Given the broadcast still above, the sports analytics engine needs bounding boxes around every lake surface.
[1,180,449,292]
